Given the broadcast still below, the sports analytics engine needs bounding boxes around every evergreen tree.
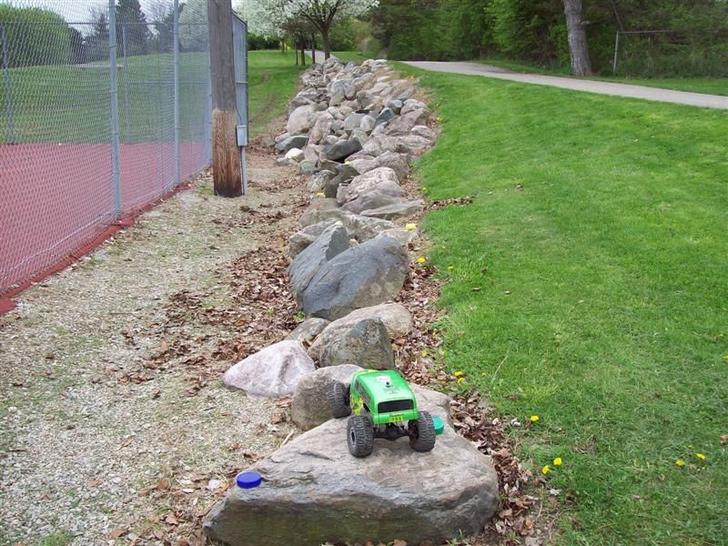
[116,0,150,55]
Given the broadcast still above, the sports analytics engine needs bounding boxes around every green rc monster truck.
[328,369,438,457]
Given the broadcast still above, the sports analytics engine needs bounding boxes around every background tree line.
[367,0,728,76]
[0,0,276,69]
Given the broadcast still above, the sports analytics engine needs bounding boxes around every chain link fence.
[0,0,211,296]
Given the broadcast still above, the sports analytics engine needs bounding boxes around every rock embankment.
[205,58,498,546]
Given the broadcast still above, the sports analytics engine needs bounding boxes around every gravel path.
[402,61,728,109]
[0,145,305,546]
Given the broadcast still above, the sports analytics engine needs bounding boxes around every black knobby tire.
[409,410,436,453]
[347,414,374,457]
[328,381,351,418]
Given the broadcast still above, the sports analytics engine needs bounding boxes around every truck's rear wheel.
[328,381,351,418]
[347,415,374,457]
[409,411,436,453]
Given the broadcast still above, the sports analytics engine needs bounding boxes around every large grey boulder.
[343,112,366,132]
[401,98,427,115]
[397,134,432,156]
[338,167,403,205]
[375,107,396,127]
[289,222,350,301]
[321,303,413,339]
[275,134,309,153]
[223,341,315,398]
[342,190,404,215]
[298,198,341,227]
[381,227,418,247]
[329,79,355,106]
[306,170,335,194]
[376,151,410,180]
[291,365,362,430]
[301,234,409,320]
[287,104,316,135]
[318,318,394,370]
[203,413,498,546]
[286,318,330,346]
[412,124,436,140]
[308,303,412,362]
[322,163,358,198]
[347,214,398,242]
[347,157,379,175]
[383,109,429,136]
[323,138,363,162]
[361,200,424,220]
[308,111,334,144]
[288,219,338,257]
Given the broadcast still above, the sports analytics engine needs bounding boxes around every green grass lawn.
[332,50,374,63]
[0,52,210,144]
[0,49,301,144]
[397,64,728,545]
[475,57,728,96]
[248,50,302,136]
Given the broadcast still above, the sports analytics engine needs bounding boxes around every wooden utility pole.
[207,0,242,197]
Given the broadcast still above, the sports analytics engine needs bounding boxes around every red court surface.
[0,142,207,302]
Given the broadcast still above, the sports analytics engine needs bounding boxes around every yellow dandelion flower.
[553,457,562,466]
[456,377,465,384]
[541,465,551,476]
[453,371,464,378]
[448,265,455,271]
[530,415,540,423]
[695,453,706,461]
[405,223,417,232]
[675,458,686,468]
[420,349,429,357]
[416,256,427,265]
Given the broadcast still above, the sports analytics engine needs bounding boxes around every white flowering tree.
[238,0,378,60]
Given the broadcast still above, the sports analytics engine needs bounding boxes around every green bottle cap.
[432,415,445,435]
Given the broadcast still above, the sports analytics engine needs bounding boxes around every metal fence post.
[205,66,213,164]
[612,31,620,74]
[108,1,122,218]
[173,0,180,185]
[122,23,131,142]
[1,22,17,144]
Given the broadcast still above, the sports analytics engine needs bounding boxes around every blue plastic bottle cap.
[432,416,445,436]
[236,471,262,489]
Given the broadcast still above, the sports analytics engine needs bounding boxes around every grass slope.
[248,50,303,136]
[397,64,728,545]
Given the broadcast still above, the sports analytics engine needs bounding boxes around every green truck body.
[349,369,420,426]
[328,369,438,457]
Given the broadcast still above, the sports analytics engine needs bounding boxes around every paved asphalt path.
[401,61,728,110]
[310,53,726,109]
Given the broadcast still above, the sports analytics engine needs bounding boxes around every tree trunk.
[300,41,306,66]
[311,33,316,63]
[321,28,331,60]
[563,0,592,76]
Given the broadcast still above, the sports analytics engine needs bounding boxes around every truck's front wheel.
[347,415,374,457]
[409,411,436,453]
